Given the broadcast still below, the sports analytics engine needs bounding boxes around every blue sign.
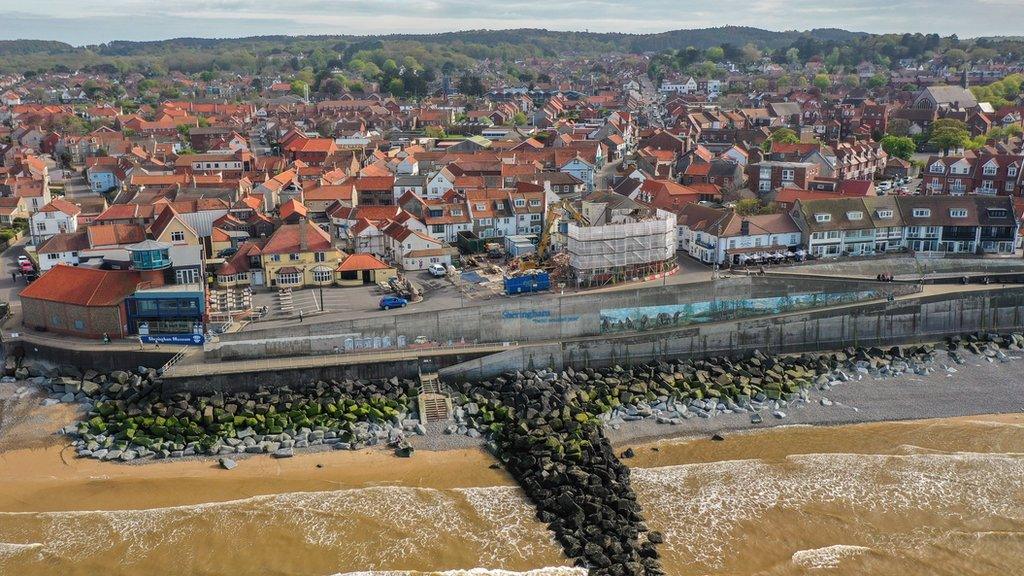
[140,333,206,345]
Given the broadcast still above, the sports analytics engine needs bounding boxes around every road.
[0,239,30,327]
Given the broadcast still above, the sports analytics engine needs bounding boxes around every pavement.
[241,253,714,332]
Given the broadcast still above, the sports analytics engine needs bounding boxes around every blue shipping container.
[504,272,551,295]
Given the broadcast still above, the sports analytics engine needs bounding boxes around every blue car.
[379,296,409,310]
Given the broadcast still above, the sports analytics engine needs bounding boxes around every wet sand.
[0,442,514,513]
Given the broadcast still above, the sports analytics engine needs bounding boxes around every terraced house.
[921,153,1023,196]
[791,195,1019,257]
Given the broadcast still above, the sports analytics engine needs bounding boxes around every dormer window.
[847,211,863,221]
[988,208,1009,218]
[930,163,944,173]
[949,208,968,218]
[514,199,526,207]
[451,209,463,216]
[876,209,893,219]
[912,208,931,218]
[983,165,997,176]
[1009,166,1018,177]
[476,203,486,211]
[529,199,542,207]
[815,213,831,223]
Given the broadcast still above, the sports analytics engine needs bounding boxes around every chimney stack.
[299,218,309,251]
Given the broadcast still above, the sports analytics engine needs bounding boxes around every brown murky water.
[2,415,1023,576]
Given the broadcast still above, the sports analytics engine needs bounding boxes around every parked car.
[217,247,238,258]
[18,261,34,274]
[427,263,447,277]
[378,296,408,310]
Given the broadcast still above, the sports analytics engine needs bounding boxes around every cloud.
[0,0,1017,44]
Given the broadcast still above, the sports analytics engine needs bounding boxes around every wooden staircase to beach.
[417,364,452,423]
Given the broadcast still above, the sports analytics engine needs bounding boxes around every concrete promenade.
[162,283,1011,384]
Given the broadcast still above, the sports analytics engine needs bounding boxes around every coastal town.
[1,22,1024,576]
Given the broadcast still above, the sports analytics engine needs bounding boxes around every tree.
[290,80,309,98]
[763,127,800,151]
[734,199,779,215]
[880,135,916,160]
[510,111,528,126]
[812,74,831,91]
[386,78,404,96]
[705,46,725,62]
[424,126,446,139]
[867,73,888,89]
[886,118,911,137]
[741,43,762,63]
[929,120,970,154]
[785,47,800,65]
[456,75,485,96]
[321,77,344,96]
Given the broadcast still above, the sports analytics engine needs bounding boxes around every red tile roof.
[39,197,82,216]
[20,265,140,307]
[261,220,333,254]
[336,253,391,272]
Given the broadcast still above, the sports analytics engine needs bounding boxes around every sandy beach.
[1,357,1024,576]
[1,352,1023,514]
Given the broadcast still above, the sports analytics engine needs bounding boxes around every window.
[912,208,931,218]
[312,269,333,283]
[170,231,185,242]
[758,180,771,191]
[1009,166,1018,177]
[846,211,863,221]
[175,268,199,284]
[983,165,997,176]
[815,213,831,223]
[277,272,301,285]
[529,199,542,207]
[531,214,541,222]
[514,199,526,207]
[35,222,46,232]
[876,209,893,219]
[289,253,300,261]
[759,167,771,179]
[988,209,1009,218]
[271,254,281,262]
[781,169,795,181]
[930,164,944,173]
[74,319,85,330]
[949,208,968,218]
[476,203,486,211]
[451,209,462,216]
[46,253,59,260]
[314,252,325,262]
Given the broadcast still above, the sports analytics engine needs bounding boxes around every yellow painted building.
[259,220,346,289]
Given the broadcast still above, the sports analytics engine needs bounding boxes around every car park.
[378,296,408,310]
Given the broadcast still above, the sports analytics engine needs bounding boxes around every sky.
[0,0,1021,45]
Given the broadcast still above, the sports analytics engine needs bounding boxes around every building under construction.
[566,191,678,287]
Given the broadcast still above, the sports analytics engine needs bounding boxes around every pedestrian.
[10,271,15,283]
[298,309,304,323]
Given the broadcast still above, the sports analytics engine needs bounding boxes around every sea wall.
[5,339,175,372]
[212,275,912,361]
[440,288,1024,381]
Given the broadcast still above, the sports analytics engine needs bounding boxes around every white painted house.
[30,198,80,245]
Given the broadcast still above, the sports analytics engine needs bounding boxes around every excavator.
[516,198,589,272]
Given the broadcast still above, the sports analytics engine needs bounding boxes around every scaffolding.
[567,213,678,287]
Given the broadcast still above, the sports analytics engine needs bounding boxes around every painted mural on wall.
[599,290,880,333]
